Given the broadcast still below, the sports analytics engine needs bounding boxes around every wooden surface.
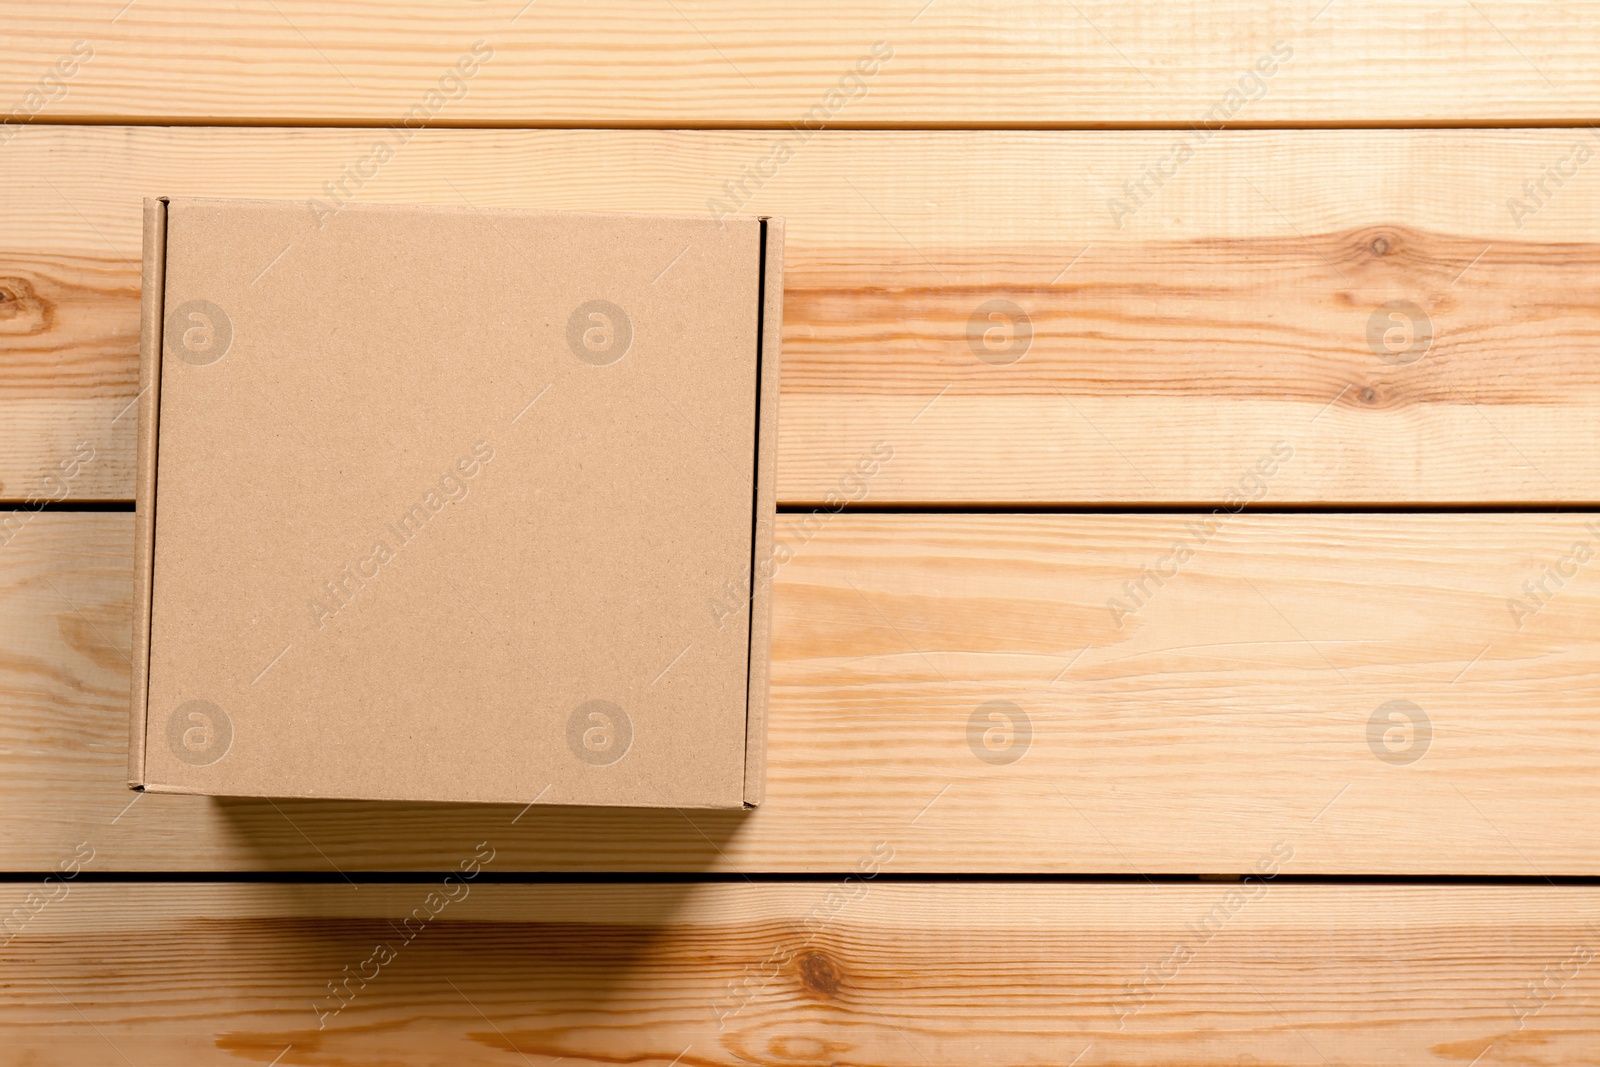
[7,127,1600,505]
[4,882,1598,1065]
[10,511,1600,874]
[6,1,1600,1059]
[3,1,1600,126]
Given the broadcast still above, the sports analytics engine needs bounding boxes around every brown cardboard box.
[129,197,780,809]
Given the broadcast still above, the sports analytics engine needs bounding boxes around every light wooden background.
[3,2,1600,1063]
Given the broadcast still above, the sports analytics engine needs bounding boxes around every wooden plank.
[2,1,1599,126]
[5,126,1600,504]
[3,882,1597,1064]
[0,246,138,503]
[10,511,1600,874]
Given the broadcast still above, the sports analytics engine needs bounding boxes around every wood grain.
[10,511,1600,874]
[3,881,1598,1065]
[2,1,1599,125]
[0,250,138,503]
[5,126,1600,504]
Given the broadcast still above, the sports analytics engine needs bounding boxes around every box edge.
[128,196,168,790]
[743,216,783,808]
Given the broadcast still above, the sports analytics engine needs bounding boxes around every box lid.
[132,197,777,808]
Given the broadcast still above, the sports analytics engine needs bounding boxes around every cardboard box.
[129,197,780,808]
